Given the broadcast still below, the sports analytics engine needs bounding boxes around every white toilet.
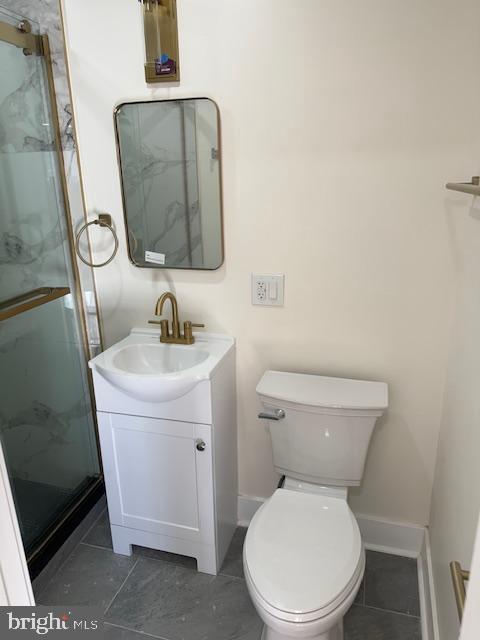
[243,370,388,640]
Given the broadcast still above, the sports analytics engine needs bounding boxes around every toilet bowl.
[244,485,364,640]
[244,371,388,640]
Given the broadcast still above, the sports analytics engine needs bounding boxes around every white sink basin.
[112,343,209,375]
[89,328,234,403]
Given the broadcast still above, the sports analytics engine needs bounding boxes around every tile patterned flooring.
[35,510,421,639]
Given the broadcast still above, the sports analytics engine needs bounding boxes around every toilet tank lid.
[256,370,388,410]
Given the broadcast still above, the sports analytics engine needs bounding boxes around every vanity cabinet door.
[98,413,214,544]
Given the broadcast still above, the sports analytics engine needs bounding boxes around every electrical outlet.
[252,274,285,306]
[255,278,267,302]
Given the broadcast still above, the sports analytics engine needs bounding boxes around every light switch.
[268,280,278,300]
[252,274,285,306]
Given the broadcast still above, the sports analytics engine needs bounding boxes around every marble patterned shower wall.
[0,0,72,149]
[0,1,101,488]
[0,299,100,490]
[0,0,101,350]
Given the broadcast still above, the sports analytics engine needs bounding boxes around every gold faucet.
[151,292,204,345]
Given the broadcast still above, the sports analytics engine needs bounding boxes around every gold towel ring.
[75,214,119,268]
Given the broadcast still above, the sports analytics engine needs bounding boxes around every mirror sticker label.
[145,251,166,265]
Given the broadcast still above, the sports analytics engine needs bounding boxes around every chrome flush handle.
[258,409,286,421]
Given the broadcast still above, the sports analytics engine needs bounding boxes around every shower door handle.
[0,287,71,321]
[258,409,286,421]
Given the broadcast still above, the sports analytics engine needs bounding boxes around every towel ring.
[75,214,119,268]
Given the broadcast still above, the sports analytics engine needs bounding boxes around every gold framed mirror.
[114,98,223,270]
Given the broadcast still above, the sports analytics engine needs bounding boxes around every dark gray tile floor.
[347,550,421,640]
[35,510,421,640]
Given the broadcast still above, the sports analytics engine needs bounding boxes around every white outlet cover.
[251,274,285,306]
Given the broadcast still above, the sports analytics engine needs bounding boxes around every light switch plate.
[251,274,285,306]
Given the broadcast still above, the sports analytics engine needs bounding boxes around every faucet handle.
[183,321,205,345]
[149,318,170,340]
[160,319,170,339]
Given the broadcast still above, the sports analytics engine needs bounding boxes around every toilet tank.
[257,371,388,486]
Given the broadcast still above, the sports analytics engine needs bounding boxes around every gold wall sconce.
[139,0,180,83]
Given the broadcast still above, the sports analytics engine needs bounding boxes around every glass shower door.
[0,8,100,564]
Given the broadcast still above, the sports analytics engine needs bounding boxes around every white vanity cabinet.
[90,330,237,575]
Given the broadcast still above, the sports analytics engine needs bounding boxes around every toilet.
[243,370,388,640]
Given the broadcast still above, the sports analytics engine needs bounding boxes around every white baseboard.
[355,513,425,558]
[237,494,437,640]
[237,494,265,527]
[422,527,440,640]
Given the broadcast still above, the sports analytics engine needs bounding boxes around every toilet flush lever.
[258,409,286,421]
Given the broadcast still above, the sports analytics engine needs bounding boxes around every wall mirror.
[115,98,223,269]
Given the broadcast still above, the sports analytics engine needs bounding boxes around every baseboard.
[422,527,440,640]
[237,494,265,527]
[355,513,425,558]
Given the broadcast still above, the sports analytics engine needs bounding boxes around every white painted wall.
[429,193,480,639]
[61,0,480,525]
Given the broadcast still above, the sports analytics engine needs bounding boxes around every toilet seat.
[243,488,364,624]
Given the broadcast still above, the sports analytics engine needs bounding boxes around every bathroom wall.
[428,193,480,638]
[61,0,480,525]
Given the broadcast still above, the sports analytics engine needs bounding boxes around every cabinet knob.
[196,439,206,452]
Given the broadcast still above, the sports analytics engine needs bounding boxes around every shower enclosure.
[0,7,101,577]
